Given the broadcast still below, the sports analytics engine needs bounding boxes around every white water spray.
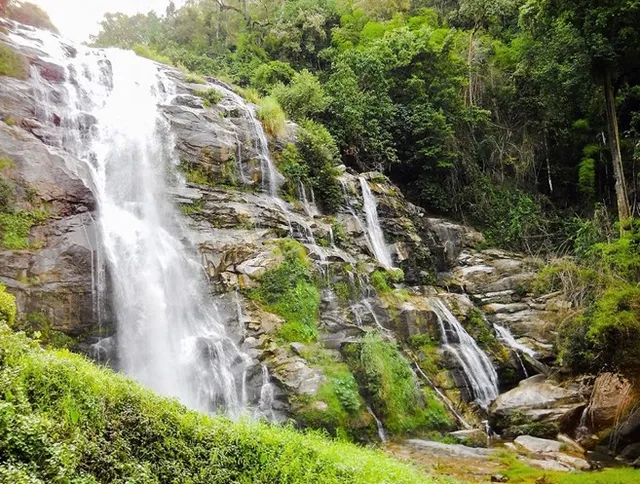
[359,177,394,267]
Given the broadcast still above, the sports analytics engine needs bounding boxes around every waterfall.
[258,364,276,420]
[13,25,249,415]
[494,324,535,378]
[359,177,394,268]
[366,406,388,442]
[430,299,499,408]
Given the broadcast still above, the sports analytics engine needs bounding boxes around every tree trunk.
[604,68,631,225]
[466,25,479,107]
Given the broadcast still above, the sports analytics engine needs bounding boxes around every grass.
[250,240,320,343]
[0,43,27,79]
[494,450,640,483]
[185,72,206,84]
[194,88,223,107]
[132,44,173,66]
[0,318,441,483]
[257,96,286,137]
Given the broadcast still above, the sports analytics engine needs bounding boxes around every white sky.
[31,0,185,44]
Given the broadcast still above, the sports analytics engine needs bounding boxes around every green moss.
[180,199,204,215]
[194,88,222,107]
[250,240,320,343]
[0,43,27,79]
[346,333,451,435]
[0,209,47,250]
[0,323,438,483]
[370,270,391,293]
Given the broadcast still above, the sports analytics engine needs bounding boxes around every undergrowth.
[0,312,437,483]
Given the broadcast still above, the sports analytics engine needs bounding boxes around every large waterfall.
[9,26,248,415]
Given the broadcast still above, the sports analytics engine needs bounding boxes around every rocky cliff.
[1,18,639,470]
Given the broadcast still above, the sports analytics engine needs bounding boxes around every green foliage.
[277,143,308,199]
[256,96,286,137]
[0,177,15,211]
[296,120,344,213]
[251,61,296,94]
[0,284,16,327]
[578,157,596,198]
[347,333,451,434]
[132,44,173,65]
[251,240,320,343]
[370,270,391,293]
[194,88,222,107]
[0,43,27,79]
[271,70,329,121]
[0,210,47,250]
[0,324,436,483]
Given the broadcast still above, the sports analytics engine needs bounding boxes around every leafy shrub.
[257,96,286,137]
[251,61,295,94]
[271,70,329,121]
[296,120,344,213]
[251,240,320,343]
[0,284,16,326]
[0,177,15,211]
[277,143,308,199]
[194,88,222,107]
[370,270,391,293]
[0,324,431,483]
[0,43,27,79]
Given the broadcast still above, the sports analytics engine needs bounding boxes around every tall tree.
[533,0,640,223]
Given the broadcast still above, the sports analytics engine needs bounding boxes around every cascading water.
[495,324,535,377]
[359,177,394,268]
[11,25,249,415]
[430,299,499,408]
[258,364,276,420]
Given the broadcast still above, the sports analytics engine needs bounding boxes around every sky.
[30,0,184,44]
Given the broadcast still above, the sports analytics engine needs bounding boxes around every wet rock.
[491,474,508,483]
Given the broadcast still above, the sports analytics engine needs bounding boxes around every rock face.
[3,19,638,455]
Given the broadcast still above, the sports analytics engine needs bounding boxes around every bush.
[0,43,27,79]
[0,324,433,483]
[0,284,16,326]
[256,96,286,137]
[184,72,206,84]
[251,61,295,94]
[250,240,320,343]
[0,177,15,211]
[296,120,344,213]
[271,70,329,121]
[194,88,222,107]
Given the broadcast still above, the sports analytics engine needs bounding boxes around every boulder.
[514,435,562,453]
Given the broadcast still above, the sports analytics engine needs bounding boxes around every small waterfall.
[12,24,250,416]
[258,364,275,421]
[430,299,499,408]
[299,181,319,218]
[359,177,394,268]
[366,406,388,442]
[494,324,535,377]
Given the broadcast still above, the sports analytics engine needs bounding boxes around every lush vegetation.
[0,293,438,483]
[250,240,320,343]
[0,43,27,79]
[86,0,640,251]
[345,333,451,434]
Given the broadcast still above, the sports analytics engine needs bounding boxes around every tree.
[531,0,640,224]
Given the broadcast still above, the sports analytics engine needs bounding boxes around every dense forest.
[88,0,640,251]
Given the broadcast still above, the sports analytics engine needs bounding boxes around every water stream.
[430,299,499,408]
[359,177,394,268]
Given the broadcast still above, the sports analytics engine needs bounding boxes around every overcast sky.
[31,0,185,43]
